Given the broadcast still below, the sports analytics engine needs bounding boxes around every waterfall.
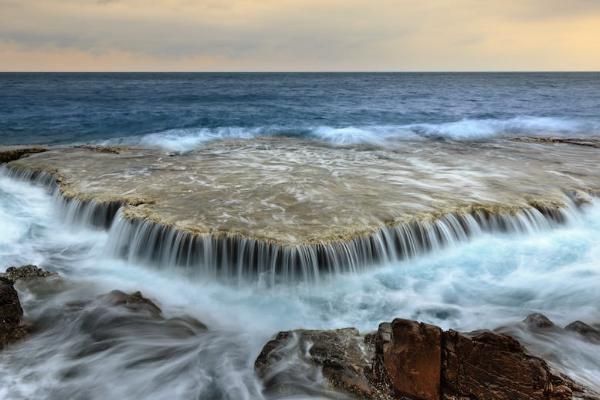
[2,165,584,284]
[104,204,575,284]
[1,166,123,229]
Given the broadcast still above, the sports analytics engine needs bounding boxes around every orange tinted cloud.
[1,0,599,71]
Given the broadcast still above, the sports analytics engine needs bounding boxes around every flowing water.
[0,168,599,399]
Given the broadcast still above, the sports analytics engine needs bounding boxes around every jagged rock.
[442,330,574,400]
[1,265,57,283]
[256,318,590,400]
[523,313,556,330]
[255,327,391,399]
[374,319,442,400]
[565,321,600,343]
[0,278,27,349]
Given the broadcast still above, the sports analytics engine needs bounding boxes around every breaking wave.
[100,116,600,152]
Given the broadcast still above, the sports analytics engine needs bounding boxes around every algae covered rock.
[1,265,57,283]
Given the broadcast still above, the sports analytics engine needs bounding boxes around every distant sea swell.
[3,72,600,148]
[100,116,600,152]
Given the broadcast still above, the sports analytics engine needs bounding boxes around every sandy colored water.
[7,138,600,245]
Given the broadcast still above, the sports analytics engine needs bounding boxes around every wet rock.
[523,313,556,330]
[55,289,208,361]
[1,265,57,283]
[0,278,27,349]
[0,146,46,163]
[565,321,600,343]
[257,318,590,400]
[255,327,391,399]
[374,319,441,400]
[442,330,574,400]
[97,290,163,318]
[75,145,121,154]
[94,290,208,331]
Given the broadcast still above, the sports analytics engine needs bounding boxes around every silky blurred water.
[0,173,599,398]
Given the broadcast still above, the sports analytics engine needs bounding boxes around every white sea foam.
[100,116,600,152]
[407,116,593,140]
[0,176,599,398]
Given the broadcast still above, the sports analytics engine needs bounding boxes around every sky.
[1,0,600,72]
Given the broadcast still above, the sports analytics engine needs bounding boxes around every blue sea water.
[1,72,600,149]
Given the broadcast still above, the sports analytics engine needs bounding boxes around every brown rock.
[0,278,27,349]
[255,327,390,399]
[442,330,574,400]
[255,318,594,400]
[374,319,442,400]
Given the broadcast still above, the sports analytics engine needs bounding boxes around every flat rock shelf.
[4,137,600,282]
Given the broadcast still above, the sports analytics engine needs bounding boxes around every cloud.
[1,0,599,71]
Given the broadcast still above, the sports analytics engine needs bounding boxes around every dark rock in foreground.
[1,265,208,355]
[441,329,574,400]
[0,265,59,348]
[256,317,595,400]
[0,278,27,349]
[255,327,387,399]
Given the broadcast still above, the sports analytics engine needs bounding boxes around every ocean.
[2,72,600,149]
[1,73,599,399]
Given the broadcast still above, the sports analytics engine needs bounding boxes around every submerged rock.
[0,278,27,349]
[98,290,163,318]
[54,289,208,364]
[511,313,600,344]
[256,318,592,400]
[565,321,600,344]
[523,313,556,330]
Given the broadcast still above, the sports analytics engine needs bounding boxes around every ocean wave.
[408,116,594,140]
[100,116,600,152]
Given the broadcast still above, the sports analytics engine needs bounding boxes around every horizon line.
[1,70,600,74]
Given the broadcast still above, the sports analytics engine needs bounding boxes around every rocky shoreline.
[255,318,600,400]
[2,264,599,400]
